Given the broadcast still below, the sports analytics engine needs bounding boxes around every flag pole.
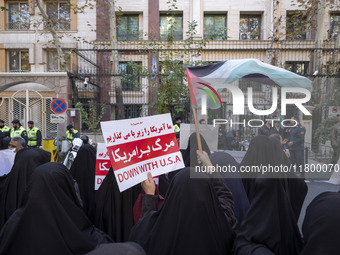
[192,107,202,153]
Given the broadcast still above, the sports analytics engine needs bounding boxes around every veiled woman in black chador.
[0,162,112,255]
[0,148,50,229]
[234,136,305,255]
[129,167,234,255]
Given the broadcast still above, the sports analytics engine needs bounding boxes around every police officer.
[174,117,181,133]
[10,119,28,147]
[27,121,42,148]
[0,120,11,150]
[258,116,275,136]
[66,124,78,143]
[287,116,306,177]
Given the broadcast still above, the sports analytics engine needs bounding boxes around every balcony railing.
[7,21,30,30]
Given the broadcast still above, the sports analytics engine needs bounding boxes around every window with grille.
[204,14,227,40]
[285,61,309,75]
[46,1,70,30]
[8,2,30,30]
[119,62,142,91]
[124,104,142,119]
[9,50,30,72]
[330,14,340,38]
[160,14,183,40]
[239,79,263,92]
[47,50,71,72]
[286,11,307,40]
[117,14,139,40]
[240,15,261,40]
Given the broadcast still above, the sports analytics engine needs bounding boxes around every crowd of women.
[0,133,338,254]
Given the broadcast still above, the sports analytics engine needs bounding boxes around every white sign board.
[179,123,218,151]
[101,113,184,192]
[329,106,340,117]
[50,113,66,123]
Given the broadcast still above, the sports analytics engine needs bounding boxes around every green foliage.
[152,59,189,116]
[130,1,227,119]
[314,116,338,143]
[75,100,106,135]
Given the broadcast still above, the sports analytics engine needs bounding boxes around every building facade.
[0,0,96,135]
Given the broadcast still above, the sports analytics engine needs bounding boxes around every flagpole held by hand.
[192,107,202,153]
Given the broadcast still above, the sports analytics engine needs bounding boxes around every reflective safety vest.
[174,124,180,133]
[28,127,39,147]
[0,125,10,133]
[66,129,78,143]
[10,126,26,138]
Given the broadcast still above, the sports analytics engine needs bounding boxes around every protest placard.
[95,143,159,190]
[95,143,112,190]
[101,113,184,192]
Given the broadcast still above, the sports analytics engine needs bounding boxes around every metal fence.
[71,39,340,160]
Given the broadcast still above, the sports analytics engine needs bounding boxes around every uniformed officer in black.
[287,116,306,177]
[10,119,28,147]
[0,120,11,150]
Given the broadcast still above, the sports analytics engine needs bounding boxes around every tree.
[76,100,106,144]
[314,116,338,143]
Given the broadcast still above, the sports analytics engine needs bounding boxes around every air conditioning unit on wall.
[240,32,251,40]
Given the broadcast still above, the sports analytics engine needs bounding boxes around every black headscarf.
[183,132,211,167]
[129,167,234,255]
[301,191,340,255]
[70,144,97,222]
[168,132,210,182]
[210,151,250,225]
[94,167,141,242]
[0,162,111,255]
[240,135,283,201]
[268,135,308,222]
[0,148,51,229]
[234,177,303,255]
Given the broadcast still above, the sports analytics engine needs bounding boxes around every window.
[204,14,227,40]
[124,104,142,119]
[285,61,309,75]
[117,14,139,40]
[239,79,262,92]
[330,14,340,38]
[119,62,142,91]
[8,2,30,30]
[46,1,70,30]
[286,11,307,40]
[47,50,71,71]
[239,15,261,40]
[9,50,30,72]
[160,14,183,40]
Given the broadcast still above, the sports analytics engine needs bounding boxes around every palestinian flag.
[186,59,313,109]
